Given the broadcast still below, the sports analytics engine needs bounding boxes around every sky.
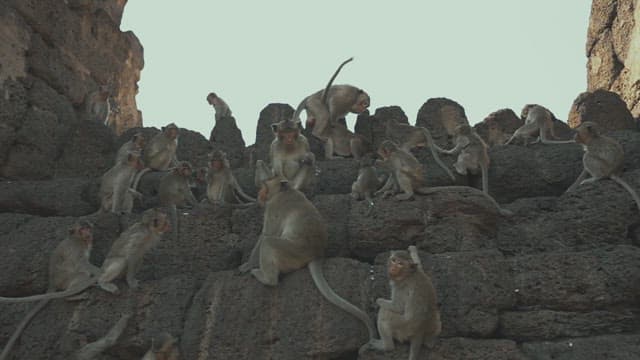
[121,1,592,145]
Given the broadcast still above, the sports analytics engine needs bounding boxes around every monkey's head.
[208,150,228,170]
[272,120,302,148]
[574,121,599,145]
[173,161,193,177]
[454,124,472,136]
[194,167,208,184]
[350,90,370,114]
[69,220,94,247]
[258,175,289,206]
[132,132,145,149]
[143,208,171,234]
[378,140,398,159]
[358,154,376,168]
[162,123,179,140]
[520,104,538,121]
[127,152,145,170]
[206,92,218,105]
[387,250,416,282]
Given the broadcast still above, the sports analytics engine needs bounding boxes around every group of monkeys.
[1,58,639,360]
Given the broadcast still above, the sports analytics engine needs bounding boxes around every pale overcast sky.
[121,1,592,145]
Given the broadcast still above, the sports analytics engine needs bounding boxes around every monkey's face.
[279,130,299,148]
[164,126,179,140]
[351,93,370,114]
[206,93,216,105]
[152,213,171,234]
[210,160,224,171]
[179,164,193,177]
[387,253,414,282]
[72,224,93,246]
[133,135,145,149]
[195,168,207,184]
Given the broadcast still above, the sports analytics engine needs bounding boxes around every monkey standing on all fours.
[238,165,377,342]
[504,104,575,146]
[566,121,640,211]
[359,246,441,360]
[0,221,101,360]
[292,57,371,143]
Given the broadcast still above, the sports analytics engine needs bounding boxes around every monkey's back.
[585,136,624,176]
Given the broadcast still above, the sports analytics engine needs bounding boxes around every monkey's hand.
[238,262,253,273]
[128,188,143,199]
[358,339,384,354]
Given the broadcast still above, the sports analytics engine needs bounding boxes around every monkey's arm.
[441,136,469,155]
[408,246,424,273]
[232,178,256,202]
[376,298,403,314]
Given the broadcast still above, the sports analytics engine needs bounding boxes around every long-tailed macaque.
[504,105,574,146]
[116,132,145,164]
[440,124,490,194]
[324,122,369,160]
[269,119,316,191]
[292,58,370,140]
[351,155,386,215]
[566,121,640,210]
[74,313,131,360]
[141,333,180,360]
[133,123,180,189]
[0,221,100,360]
[99,152,144,214]
[359,246,441,360]
[375,140,431,201]
[206,92,232,122]
[158,161,198,241]
[384,118,456,181]
[205,150,255,206]
[238,168,376,342]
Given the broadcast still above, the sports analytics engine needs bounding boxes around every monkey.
[238,173,377,342]
[133,123,180,190]
[0,221,101,360]
[141,332,180,360]
[440,124,491,194]
[0,209,171,302]
[351,155,386,216]
[566,121,640,210]
[323,121,369,160]
[268,119,316,191]
[206,92,232,122]
[97,208,172,293]
[504,104,575,146]
[116,132,145,164]
[359,246,441,360]
[204,150,256,206]
[74,313,131,360]
[158,161,198,242]
[99,152,144,215]
[374,140,433,201]
[292,57,370,141]
[384,118,456,181]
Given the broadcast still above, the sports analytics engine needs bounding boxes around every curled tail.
[308,259,376,340]
[0,299,49,360]
[132,167,152,191]
[611,175,640,211]
[321,57,354,104]
[421,128,456,181]
[0,277,97,303]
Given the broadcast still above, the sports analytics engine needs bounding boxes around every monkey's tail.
[308,259,377,340]
[611,175,640,211]
[132,167,152,191]
[0,299,49,360]
[421,128,456,181]
[321,57,354,105]
[0,277,97,303]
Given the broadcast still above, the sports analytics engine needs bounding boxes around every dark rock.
[0,178,97,216]
[522,334,640,360]
[568,89,636,132]
[474,108,523,147]
[209,115,246,168]
[253,104,294,162]
[416,98,469,148]
[354,106,409,152]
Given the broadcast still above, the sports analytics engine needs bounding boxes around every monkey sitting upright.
[375,140,432,201]
[566,121,640,210]
[292,57,370,142]
[133,123,180,189]
[204,150,255,206]
[158,161,198,241]
[269,119,316,191]
[99,152,144,215]
[360,246,441,360]
[115,132,145,165]
[0,221,101,360]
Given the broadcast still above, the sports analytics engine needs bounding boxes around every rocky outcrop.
[587,0,640,117]
[416,98,469,148]
[568,89,636,132]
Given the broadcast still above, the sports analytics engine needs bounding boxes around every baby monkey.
[360,246,441,360]
[351,155,386,215]
[566,121,640,210]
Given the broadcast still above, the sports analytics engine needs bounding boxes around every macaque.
[351,155,386,215]
[360,246,441,360]
[74,313,131,360]
[238,172,376,341]
[97,208,171,293]
[158,161,198,241]
[116,132,145,164]
[384,119,456,181]
[141,333,180,360]
[375,140,432,201]
[269,119,316,191]
[324,122,369,160]
[566,121,640,210]
[440,124,490,194]
[292,57,370,140]
[205,150,255,206]
[99,152,144,214]
[504,105,574,146]
[133,123,180,190]
[206,92,232,122]
[0,221,101,360]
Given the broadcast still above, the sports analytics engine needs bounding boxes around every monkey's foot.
[395,193,414,201]
[580,178,598,186]
[98,282,119,294]
[358,339,386,355]
[251,269,278,286]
